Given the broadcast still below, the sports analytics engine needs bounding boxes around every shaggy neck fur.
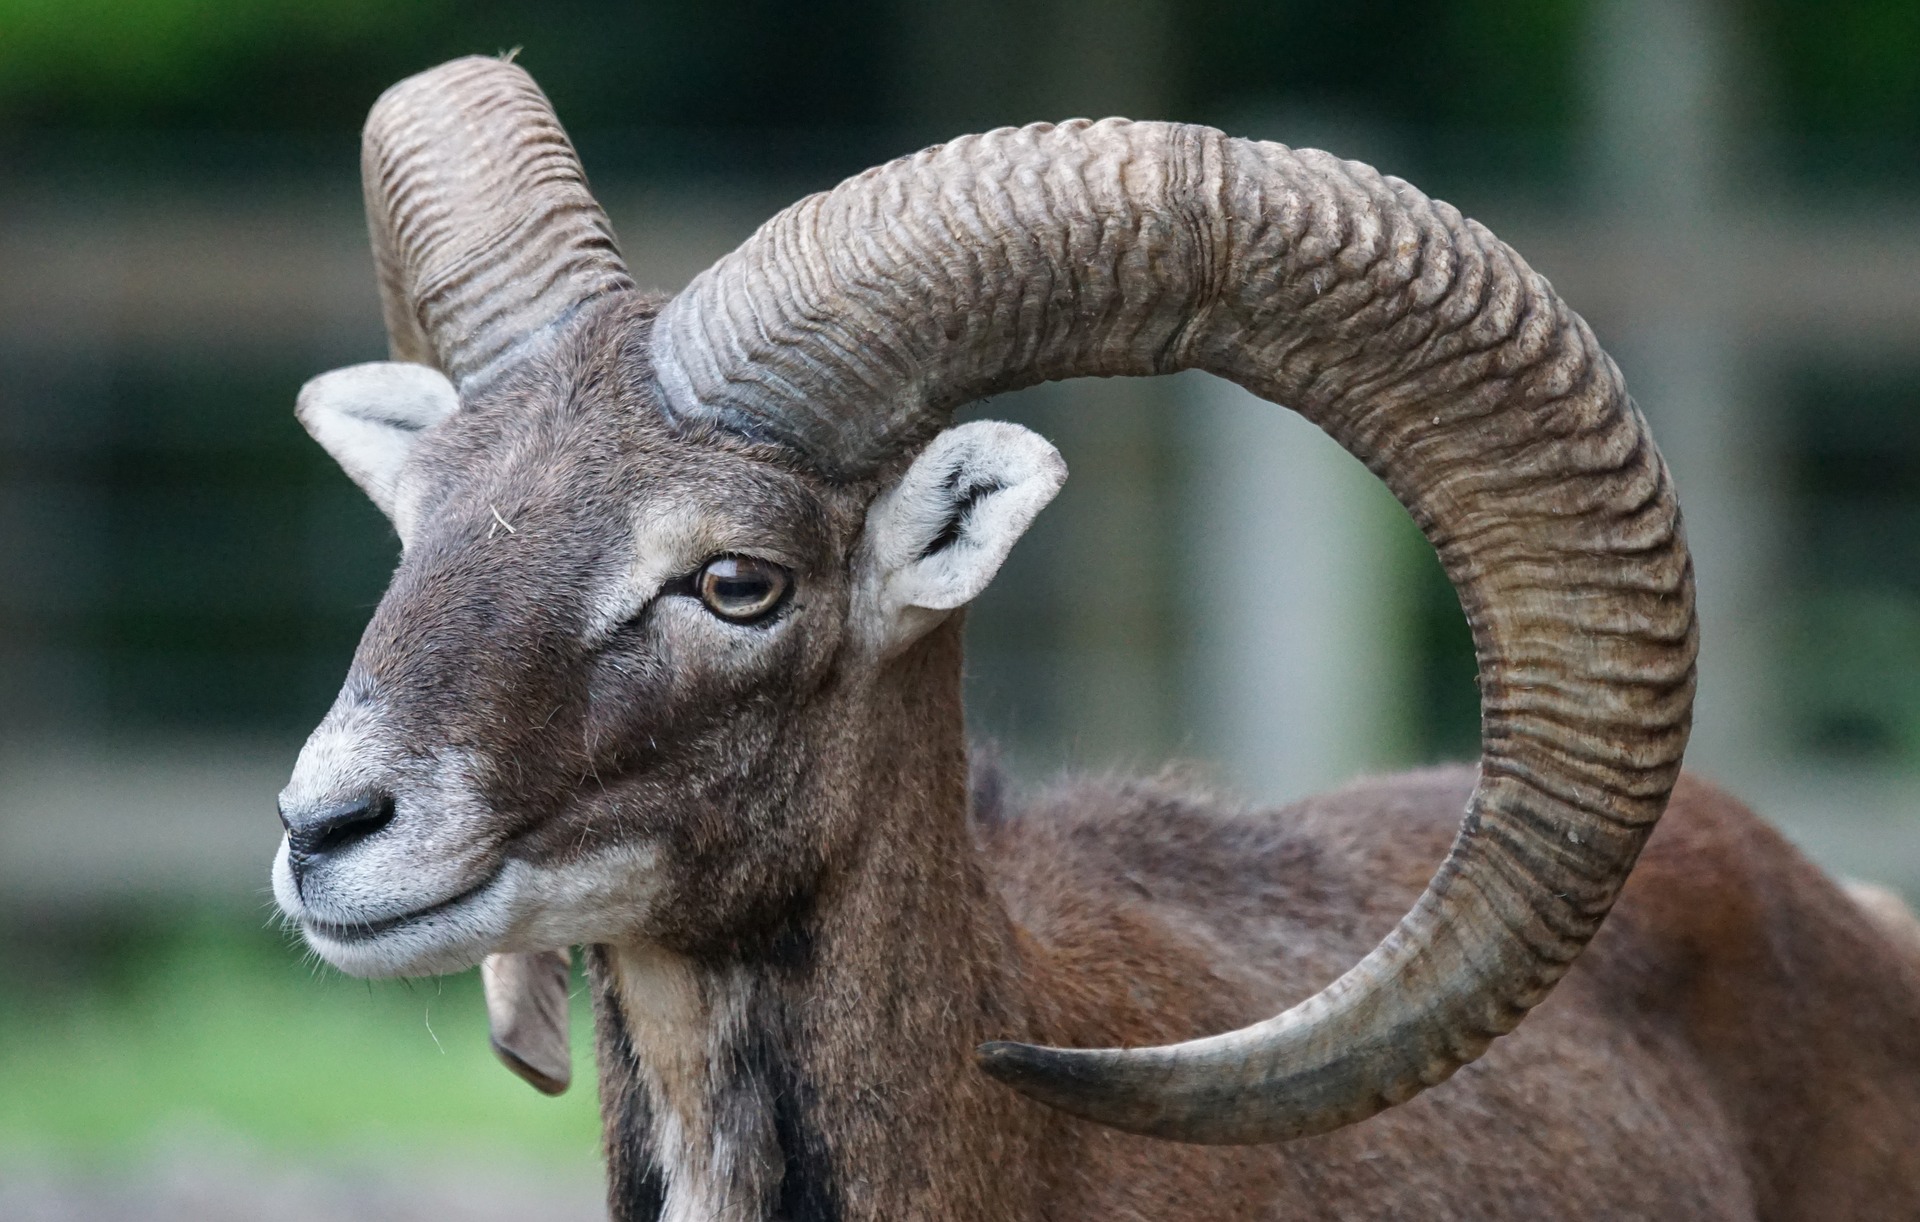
[589,619,1043,1222]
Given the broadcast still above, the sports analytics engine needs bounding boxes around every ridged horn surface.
[652,119,1698,1144]
[362,56,632,392]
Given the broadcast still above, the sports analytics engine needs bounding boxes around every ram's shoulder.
[972,756,1476,951]
[974,756,1471,867]
[1600,774,1907,984]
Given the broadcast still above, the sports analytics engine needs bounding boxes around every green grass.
[0,909,602,1167]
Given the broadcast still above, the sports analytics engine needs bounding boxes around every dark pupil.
[714,573,767,603]
[701,557,782,619]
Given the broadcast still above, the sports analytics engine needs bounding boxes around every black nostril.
[286,793,397,863]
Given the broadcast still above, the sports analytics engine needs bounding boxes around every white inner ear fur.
[854,419,1066,659]
[296,361,458,539]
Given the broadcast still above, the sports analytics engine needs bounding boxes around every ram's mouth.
[301,869,502,945]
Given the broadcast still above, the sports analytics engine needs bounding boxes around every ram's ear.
[482,950,573,1095]
[855,420,1066,658]
[296,361,457,529]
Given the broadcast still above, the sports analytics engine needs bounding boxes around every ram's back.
[971,762,1920,1220]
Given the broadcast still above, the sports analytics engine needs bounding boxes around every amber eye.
[696,555,790,623]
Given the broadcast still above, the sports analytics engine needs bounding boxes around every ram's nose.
[280,793,397,878]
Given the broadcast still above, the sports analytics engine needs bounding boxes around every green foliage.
[1434,0,1585,131]
[1783,361,1920,765]
[0,0,891,133]
[0,0,446,123]
[1184,0,1585,134]
[0,909,601,1162]
[0,352,400,737]
[5,0,1920,190]
[1786,591,1920,762]
[1751,0,1920,140]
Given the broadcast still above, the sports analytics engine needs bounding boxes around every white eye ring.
[697,555,790,623]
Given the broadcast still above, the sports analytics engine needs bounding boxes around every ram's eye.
[696,555,790,623]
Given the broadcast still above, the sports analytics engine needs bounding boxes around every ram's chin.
[301,905,500,978]
[285,860,526,978]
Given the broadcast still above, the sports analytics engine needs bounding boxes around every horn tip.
[975,1040,1140,1109]
[975,1038,1042,1079]
[978,1040,1247,1143]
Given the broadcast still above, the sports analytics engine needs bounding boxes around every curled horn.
[651,120,1697,1143]
[362,55,633,392]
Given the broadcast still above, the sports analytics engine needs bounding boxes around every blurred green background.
[3,1,1919,1215]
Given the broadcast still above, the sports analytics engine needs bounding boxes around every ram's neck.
[590,618,1044,1222]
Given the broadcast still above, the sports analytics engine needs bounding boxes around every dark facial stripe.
[735,919,842,1222]
[595,913,842,1222]
[768,1044,841,1222]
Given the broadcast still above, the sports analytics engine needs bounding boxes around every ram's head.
[276,298,1065,977]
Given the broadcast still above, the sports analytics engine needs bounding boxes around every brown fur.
[587,612,1920,1219]
[305,296,1920,1219]
[979,762,1920,1219]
